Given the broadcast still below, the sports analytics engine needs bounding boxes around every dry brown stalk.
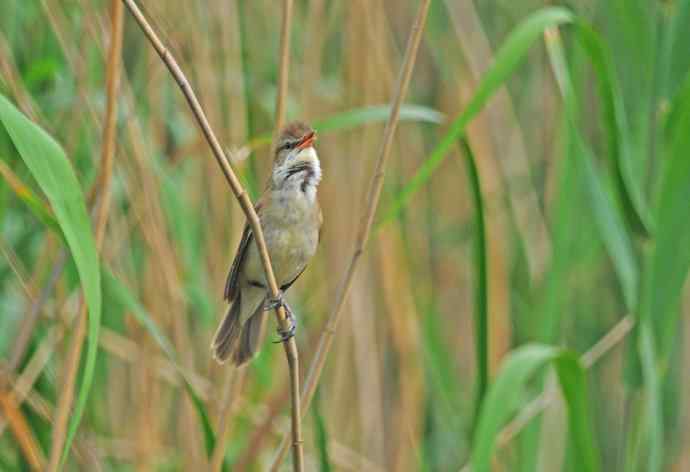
[47,1,124,469]
[210,369,246,471]
[38,7,214,466]
[235,384,290,470]
[0,384,45,469]
[378,229,423,469]
[7,253,67,373]
[0,321,214,442]
[120,0,304,470]
[0,236,32,300]
[273,0,293,137]
[458,315,635,472]
[0,368,102,469]
[97,328,212,396]
[0,326,64,437]
[234,324,327,468]
[269,0,432,468]
[0,33,41,122]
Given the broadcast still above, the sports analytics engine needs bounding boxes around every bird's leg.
[274,303,296,343]
[265,291,297,342]
[264,290,286,311]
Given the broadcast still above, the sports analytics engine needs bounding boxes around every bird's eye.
[282,140,296,151]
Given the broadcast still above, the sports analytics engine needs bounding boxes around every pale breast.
[264,223,318,284]
[249,188,320,286]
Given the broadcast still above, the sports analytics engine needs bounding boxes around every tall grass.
[0,1,689,471]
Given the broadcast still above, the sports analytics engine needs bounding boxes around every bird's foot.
[264,290,286,311]
[272,303,297,343]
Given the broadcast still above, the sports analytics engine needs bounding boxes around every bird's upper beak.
[296,131,316,150]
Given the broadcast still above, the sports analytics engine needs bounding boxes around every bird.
[212,121,323,365]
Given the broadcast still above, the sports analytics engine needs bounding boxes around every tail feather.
[211,294,242,363]
[233,309,268,366]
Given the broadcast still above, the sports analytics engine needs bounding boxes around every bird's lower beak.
[297,131,316,150]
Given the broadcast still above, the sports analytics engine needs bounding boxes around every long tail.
[233,308,268,365]
[211,293,243,363]
[212,293,269,365]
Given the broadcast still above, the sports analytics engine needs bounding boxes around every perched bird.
[212,121,323,365]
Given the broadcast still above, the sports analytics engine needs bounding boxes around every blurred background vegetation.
[1,0,689,471]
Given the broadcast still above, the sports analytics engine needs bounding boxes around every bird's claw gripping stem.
[264,290,286,312]
[274,313,296,343]
[265,291,297,343]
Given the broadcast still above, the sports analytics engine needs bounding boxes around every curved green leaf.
[381,7,574,225]
[459,138,488,426]
[574,22,654,237]
[0,94,101,466]
[546,26,660,471]
[314,104,444,132]
[246,104,445,150]
[573,138,639,310]
[471,344,600,472]
[642,70,690,363]
[545,27,638,311]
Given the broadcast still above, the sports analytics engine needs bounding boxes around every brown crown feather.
[278,121,313,142]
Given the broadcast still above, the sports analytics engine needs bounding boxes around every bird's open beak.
[296,131,316,150]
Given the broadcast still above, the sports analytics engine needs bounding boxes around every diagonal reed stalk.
[269,0,432,468]
[47,1,124,469]
[0,368,45,470]
[120,0,304,470]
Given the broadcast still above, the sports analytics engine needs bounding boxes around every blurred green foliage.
[1,1,689,471]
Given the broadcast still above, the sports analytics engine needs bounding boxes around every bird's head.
[271,121,321,191]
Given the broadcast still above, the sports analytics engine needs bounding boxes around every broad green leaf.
[0,94,101,466]
[381,7,574,225]
[641,70,690,363]
[458,138,488,426]
[574,22,654,237]
[471,344,600,472]
[545,27,638,311]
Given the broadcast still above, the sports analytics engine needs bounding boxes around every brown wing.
[224,223,252,302]
[224,199,266,302]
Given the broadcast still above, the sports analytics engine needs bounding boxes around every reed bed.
[1,1,689,471]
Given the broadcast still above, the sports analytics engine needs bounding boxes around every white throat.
[272,147,321,203]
